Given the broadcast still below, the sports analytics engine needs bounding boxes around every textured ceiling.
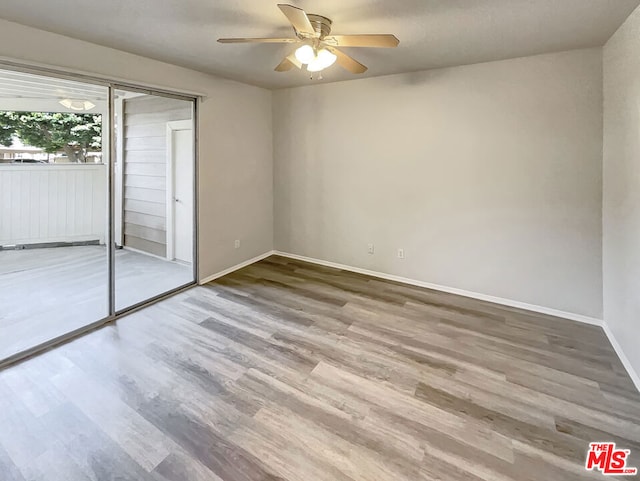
[0,0,638,89]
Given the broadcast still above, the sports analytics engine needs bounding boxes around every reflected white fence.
[0,164,106,247]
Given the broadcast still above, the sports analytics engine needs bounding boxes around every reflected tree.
[0,111,102,163]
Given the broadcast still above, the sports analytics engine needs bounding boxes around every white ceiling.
[0,0,638,89]
[0,70,107,100]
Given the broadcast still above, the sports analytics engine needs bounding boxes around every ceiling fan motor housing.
[304,14,333,39]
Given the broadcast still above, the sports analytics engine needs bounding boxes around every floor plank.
[0,254,637,481]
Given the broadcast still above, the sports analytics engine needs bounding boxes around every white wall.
[0,18,273,280]
[603,6,640,381]
[274,49,603,318]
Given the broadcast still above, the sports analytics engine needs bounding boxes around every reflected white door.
[169,124,193,264]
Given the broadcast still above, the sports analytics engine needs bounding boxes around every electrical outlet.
[234,239,240,249]
[367,243,375,255]
[397,248,405,259]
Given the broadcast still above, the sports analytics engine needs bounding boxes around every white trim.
[273,251,603,327]
[114,96,124,247]
[199,251,275,285]
[166,120,193,261]
[602,322,640,393]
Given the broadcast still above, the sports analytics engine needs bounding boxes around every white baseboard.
[199,249,637,393]
[122,245,172,262]
[602,322,640,393]
[199,251,275,285]
[200,249,603,327]
[273,250,603,327]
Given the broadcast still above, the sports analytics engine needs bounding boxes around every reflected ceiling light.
[59,99,96,111]
[307,49,337,72]
[294,44,315,64]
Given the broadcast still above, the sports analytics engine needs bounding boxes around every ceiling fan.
[218,4,399,75]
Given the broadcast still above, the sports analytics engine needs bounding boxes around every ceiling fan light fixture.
[218,5,398,76]
[307,48,337,72]
[294,44,315,64]
[59,99,96,111]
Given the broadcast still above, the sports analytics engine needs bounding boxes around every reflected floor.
[0,245,192,360]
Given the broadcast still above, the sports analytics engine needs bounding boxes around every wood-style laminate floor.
[0,255,638,481]
[0,246,192,360]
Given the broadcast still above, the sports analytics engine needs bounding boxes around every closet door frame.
[0,60,200,369]
[110,84,198,316]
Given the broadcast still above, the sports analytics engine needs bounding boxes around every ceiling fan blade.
[275,54,302,72]
[275,58,295,72]
[218,37,298,44]
[325,34,400,48]
[327,47,368,74]
[277,4,315,36]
